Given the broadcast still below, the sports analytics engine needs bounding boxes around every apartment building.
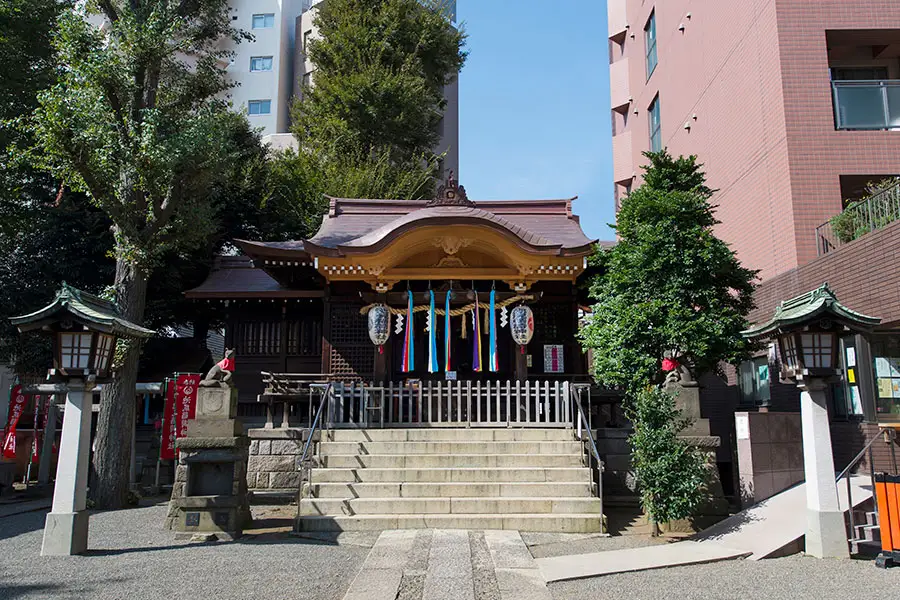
[224,0,306,138]
[608,0,900,479]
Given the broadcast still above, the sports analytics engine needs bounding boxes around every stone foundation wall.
[247,429,316,491]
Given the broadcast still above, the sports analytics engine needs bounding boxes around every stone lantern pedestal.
[165,386,251,540]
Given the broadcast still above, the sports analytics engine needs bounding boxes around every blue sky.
[457,0,614,240]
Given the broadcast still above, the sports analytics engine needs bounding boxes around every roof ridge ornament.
[427,171,475,207]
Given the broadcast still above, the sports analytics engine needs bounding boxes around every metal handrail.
[296,382,333,505]
[836,426,898,551]
[571,383,604,519]
[572,384,602,464]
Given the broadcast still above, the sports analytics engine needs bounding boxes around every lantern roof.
[742,284,881,339]
[10,282,155,339]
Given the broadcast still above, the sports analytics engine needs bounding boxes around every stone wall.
[247,429,315,491]
[735,412,804,507]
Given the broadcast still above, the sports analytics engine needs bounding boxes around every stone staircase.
[849,507,882,556]
[295,428,604,532]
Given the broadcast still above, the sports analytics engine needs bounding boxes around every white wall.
[225,0,304,135]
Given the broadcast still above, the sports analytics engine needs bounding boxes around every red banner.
[160,379,177,460]
[2,385,29,459]
[174,374,200,441]
[160,374,200,460]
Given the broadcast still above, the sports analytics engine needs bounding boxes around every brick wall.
[614,0,900,280]
[750,219,900,327]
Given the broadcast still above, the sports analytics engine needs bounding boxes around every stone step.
[318,440,581,456]
[326,428,574,442]
[295,513,604,532]
[299,496,602,516]
[317,453,584,469]
[310,466,588,483]
[309,481,593,498]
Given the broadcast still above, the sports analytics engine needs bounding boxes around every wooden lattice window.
[235,321,282,356]
[328,304,372,378]
[287,319,322,356]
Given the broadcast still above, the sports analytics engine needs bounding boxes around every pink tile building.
[608,0,900,280]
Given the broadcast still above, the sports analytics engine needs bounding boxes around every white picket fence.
[327,379,573,428]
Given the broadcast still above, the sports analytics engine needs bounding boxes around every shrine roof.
[185,256,322,298]
[239,195,599,260]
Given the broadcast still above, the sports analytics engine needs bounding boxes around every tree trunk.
[90,256,149,509]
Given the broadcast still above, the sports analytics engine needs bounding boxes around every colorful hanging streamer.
[428,290,439,373]
[402,290,415,372]
[489,289,499,372]
[444,289,453,371]
[472,290,483,372]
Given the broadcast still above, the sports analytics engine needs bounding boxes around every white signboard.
[544,345,564,373]
[735,414,750,440]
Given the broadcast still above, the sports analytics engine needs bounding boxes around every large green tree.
[580,151,757,530]
[581,151,757,394]
[289,0,466,199]
[26,0,254,508]
[0,0,115,371]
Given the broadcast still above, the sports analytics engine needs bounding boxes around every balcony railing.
[816,181,900,255]
[833,80,900,130]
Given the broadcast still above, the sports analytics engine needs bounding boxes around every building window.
[303,30,313,53]
[248,100,271,116]
[738,356,771,406]
[648,95,662,152]
[872,334,900,418]
[252,13,275,29]
[645,11,658,79]
[250,56,273,72]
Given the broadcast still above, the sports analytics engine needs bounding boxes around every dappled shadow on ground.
[0,581,66,600]
[690,506,761,541]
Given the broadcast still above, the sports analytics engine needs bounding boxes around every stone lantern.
[743,284,880,559]
[10,283,153,556]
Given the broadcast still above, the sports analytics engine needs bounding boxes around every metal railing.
[296,382,333,506]
[837,426,898,552]
[815,181,900,255]
[572,383,604,524]
[832,80,900,131]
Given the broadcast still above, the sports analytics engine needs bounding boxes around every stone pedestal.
[671,381,729,522]
[799,379,850,559]
[42,382,93,556]
[165,386,251,541]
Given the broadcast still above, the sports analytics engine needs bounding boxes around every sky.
[457,0,614,240]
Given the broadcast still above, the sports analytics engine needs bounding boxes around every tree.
[290,0,466,198]
[26,0,252,508]
[629,387,709,534]
[579,150,757,530]
[580,151,758,394]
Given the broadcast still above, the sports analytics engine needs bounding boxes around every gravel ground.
[0,499,369,600]
[549,554,899,600]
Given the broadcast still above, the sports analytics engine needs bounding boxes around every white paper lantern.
[368,304,391,347]
[510,304,534,347]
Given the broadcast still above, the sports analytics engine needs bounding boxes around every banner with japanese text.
[174,374,200,442]
[160,378,177,460]
[2,385,29,459]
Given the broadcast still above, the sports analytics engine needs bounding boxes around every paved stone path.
[342,529,551,600]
